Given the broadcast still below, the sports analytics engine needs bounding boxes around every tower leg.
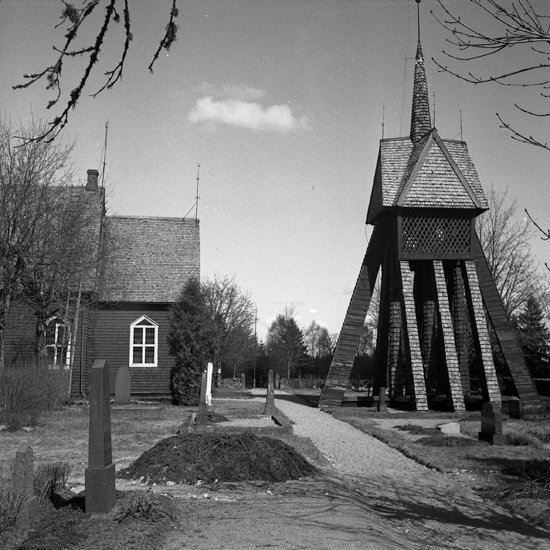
[462,260,501,405]
[399,261,428,411]
[433,261,465,411]
[319,222,388,408]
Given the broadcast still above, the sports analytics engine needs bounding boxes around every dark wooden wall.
[84,303,174,398]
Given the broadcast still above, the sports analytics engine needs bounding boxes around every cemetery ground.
[0,390,549,549]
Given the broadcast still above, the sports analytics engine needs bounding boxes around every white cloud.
[188,96,308,132]
[309,308,318,314]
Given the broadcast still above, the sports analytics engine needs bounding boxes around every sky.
[1,0,549,340]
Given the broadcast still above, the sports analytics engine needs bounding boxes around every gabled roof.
[99,216,200,303]
[366,132,488,224]
[395,128,483,209]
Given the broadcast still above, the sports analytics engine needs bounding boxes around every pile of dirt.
[119,433,318,485]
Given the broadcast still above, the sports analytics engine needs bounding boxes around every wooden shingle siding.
[432,261,465,411]
[462,260,502,404]
[399,261,428,411]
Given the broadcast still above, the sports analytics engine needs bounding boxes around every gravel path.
[250,390,550,549]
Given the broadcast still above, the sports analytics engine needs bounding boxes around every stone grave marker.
[241,372,246,389]
[114,365,131,405]
[197,370,209,424]
[508,397,523,419]
[377,386,387,412]
[85,359,116,514]
[264,369,276,416]
[478,401,505,445]
[12,445,39,530]
[205,362,213,406]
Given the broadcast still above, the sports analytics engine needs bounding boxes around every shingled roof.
[100,216,200,302]
[366,134,488,224]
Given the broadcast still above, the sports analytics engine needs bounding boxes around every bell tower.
[319,0,539,411]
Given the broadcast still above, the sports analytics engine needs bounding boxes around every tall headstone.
[12,445,39,529]
[377,386,387,412]
[85,360,116,514]
[264,369,276,416]
[197,370,208,424]
[205,362,213,406]
[478,401,505,445]
[114,365,131,405]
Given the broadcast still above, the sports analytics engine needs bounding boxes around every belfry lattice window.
[400,209,472,258]
[130,316,158,367]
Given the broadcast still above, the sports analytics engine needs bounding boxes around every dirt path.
[162,392,550,550]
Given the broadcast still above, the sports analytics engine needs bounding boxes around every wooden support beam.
[462,260,502,405]
[319,221,388,408]
[432,261,465,411]
[471,235,540,406]
[399,261,428,411]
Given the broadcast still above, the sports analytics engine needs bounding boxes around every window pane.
[133,327,143,344]
[144,347,155,364]
[145,327,155,344]
[133,347,142,364]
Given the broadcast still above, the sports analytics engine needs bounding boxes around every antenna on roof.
[195,163,200,222]
[432,92,436,127]
[382,105,385,139]
[460,109,463,141]
[101,121,108,187]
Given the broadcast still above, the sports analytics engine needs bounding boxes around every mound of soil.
[119,433,318,485]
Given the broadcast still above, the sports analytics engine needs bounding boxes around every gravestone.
[197,370,208,424]
[264,369,276,416]
[85,360,116,514]
[205,362,213,406]
[114,365,131,405]
[12,445,39,530]
[478,401,505,445]
[508,397,523,419]
[377,387,387,412]
[241,372,246,389]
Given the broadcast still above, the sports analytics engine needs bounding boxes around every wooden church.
[319,5,540,411]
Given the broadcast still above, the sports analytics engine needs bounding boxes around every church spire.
[410,0,431,143]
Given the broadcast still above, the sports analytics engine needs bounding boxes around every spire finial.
[410,0,431,143]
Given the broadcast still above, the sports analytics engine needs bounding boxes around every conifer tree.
[513,296,550,379]
[168,278,219,405]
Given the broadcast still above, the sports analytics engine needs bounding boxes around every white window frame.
[130,315,158,367]
[45,316,71,370]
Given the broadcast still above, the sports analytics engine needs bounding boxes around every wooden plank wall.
[471,236,540,406]
[89,305,174,398]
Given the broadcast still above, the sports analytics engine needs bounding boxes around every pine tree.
[513,296,550,379]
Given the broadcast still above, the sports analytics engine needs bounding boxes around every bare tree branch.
[432,0,550,150]
[13,1,179,143]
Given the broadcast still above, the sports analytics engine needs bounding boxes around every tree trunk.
[35,312,49,367]
[0,293,11,371]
